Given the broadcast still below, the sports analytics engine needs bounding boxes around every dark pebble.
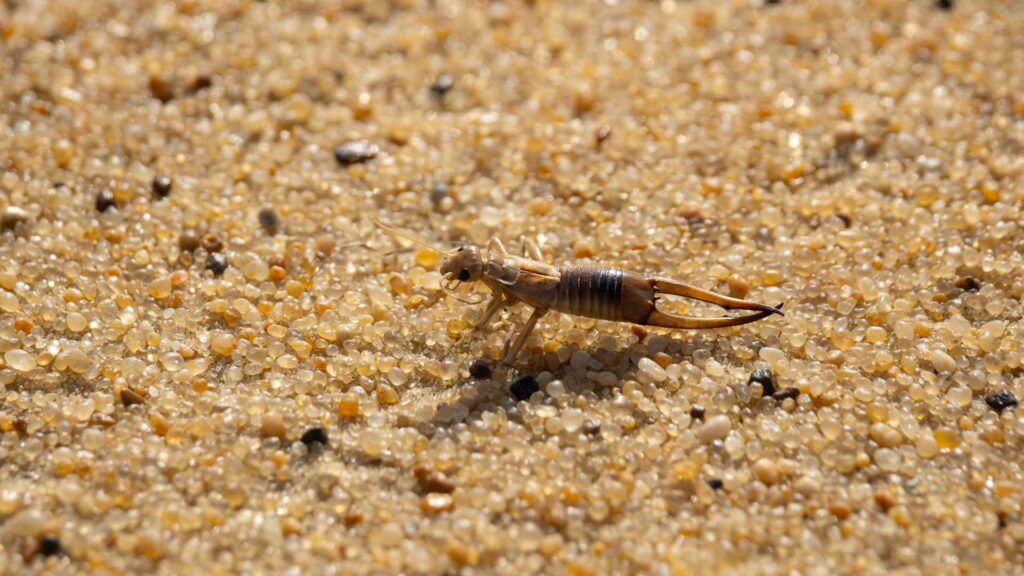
[53,181,66,189]
[955,276,981,292]
[985,391,1018,413]
[1,207,31,230]
[40,536,61,557]
[178,232,201,253]
[582,419,602,435]
[206,252,229,275]
[689,405,706,420]
[202,233,224,253]
[258,207,280,234]
[936,0,953,10]
[334,140,379,166]
[190,74,213,91]
[748,367,776,397]
[413,464,456,494]
[509,375,539,401]
[148,74,175,103]
[95,189,116,212]
[765,0,780,4]
[121,388,145,407]
[300,427,328,446]
[152,175,173,198]
[468,359,492,379]
[835,213,852,228]
[430,73,455,97]
[707,478,723,490]
[429,183,449,206]
[773,387,800,401]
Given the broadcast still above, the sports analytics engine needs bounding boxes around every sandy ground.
[2,0,1024,574]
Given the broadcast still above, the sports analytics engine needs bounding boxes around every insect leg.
[472,293,505,332]
[520,237,543,260]
[488,236,508,255]
[502,307,547,365]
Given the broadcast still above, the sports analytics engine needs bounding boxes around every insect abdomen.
[553,266,625,321]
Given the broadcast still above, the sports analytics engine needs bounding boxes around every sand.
[1,0,1024,574]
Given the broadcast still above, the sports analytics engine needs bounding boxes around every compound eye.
[458,269,470,281]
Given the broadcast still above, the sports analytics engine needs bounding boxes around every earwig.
[374,219,784,366]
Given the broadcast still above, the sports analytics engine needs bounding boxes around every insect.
[374,219,783,366]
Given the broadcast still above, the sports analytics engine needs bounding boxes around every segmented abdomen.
[553,266,624,321]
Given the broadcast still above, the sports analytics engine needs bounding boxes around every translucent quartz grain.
[930,350,957,373]
[5,509,50,537]
[4,349,35,372]
[947,386,973,407]
[66,312,88,332]
[1,0,1022,574]
[753,459,780,485]
[0,291,20,312]
[637,358,667,383]
[545,380,567,399]
[696,415,732,443]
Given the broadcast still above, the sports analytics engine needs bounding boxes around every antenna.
[371,218,444,253]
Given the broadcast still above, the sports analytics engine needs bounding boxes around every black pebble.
[206,252,228,275]
[300,427,329,446]
[748,367,776,397]
[689,405,706,420]
[956,276,981,292]
[765,0,780,4]
[258,207,280,234]
[468,359,492,379]
[95,189,116,212]
[936,0,953,10]
[582,419,602,435]
[53,181,66,189]
[152,175,173,198]
[773,387,800,401]
[40,535,61,556]
[191,74,213,91]
[707,478,723,490]
[509,375,539,401]
[334,140,379,166]
[430,73,455,97]
[429,183,449,206]
[985,391,1018,413]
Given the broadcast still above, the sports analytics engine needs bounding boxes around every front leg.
[502,307,547,366]
[472,293,505,332]
[488,236,507,256]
